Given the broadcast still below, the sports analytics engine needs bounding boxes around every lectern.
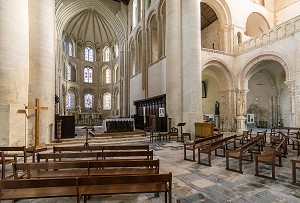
[177,123,186,142]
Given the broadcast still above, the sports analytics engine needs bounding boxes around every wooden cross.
[25,98,48,147]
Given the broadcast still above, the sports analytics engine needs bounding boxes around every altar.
[102,118,135,133]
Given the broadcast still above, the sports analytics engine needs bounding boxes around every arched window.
[84,67,93,83]
[105,68,111,83]
[103,92,111,110]
[115,44,119,58]
[69,39,75,57]
[85,46,94,62]
[67,63,71,81]
[84,94,93,109]
[132,0,138,28]
[66,90,76,110]
[114,66,119,83]
[103,46,110,62]
[66,92,71,109]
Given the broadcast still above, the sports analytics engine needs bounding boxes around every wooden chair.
[0,151,17,179]
[168,127,178,141]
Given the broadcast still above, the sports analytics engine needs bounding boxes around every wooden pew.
[183,134,223,161]
[255,138,287,180]
[88,159,159,176]
[291,157,300,186]
[37,152,99,162]
[102,145,150,152]
[225,136,262,173]
[13,159,159,179]
[53,145,103,153]
[37,151,154,162]
[198,134,236,166]
[78,173,172,203]
[98,150,154,160]
[52,145,150,153]
[0,177,78,202]
[13,161,90,179]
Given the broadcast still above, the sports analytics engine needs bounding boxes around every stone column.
[166,0,182,129]
[28,0,55,145]
[0,0,29,146]
[182,0,202,136]
[236,89,247,133]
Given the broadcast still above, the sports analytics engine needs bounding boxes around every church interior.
[0,0,300,202]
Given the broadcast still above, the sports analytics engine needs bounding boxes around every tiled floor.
[2,129,300,203]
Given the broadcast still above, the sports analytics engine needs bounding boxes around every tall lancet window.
[67,63,71,81]
[106,68,111,84]
[69,39,75,57]
[84,67,93,83]
[84,94,93,109]
[66,92,71,109]
[85,46,94,62]
[103,92,111,110]
[103,46,110,62]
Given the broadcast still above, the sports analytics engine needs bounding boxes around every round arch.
[240,53,292,90]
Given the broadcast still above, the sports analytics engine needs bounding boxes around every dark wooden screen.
[133,94,167,131]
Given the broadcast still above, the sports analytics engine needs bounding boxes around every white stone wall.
[275,1,300,25]
[201,20,220,50]
[148,58,166,98]
[129,73,144,115]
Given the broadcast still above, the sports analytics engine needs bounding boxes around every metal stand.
[82,126,93,146]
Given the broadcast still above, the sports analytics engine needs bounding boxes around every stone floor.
[2,128,300,203]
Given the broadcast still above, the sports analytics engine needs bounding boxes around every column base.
[236,115,247,133]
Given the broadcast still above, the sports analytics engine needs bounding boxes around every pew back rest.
[53,146,103,153]
[37,152,99,162]
[102,145,150,151]
[0,146,30,161]
[98,150,154,160]
[241,136,261,153]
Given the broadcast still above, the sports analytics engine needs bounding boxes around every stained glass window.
[84,94,93,109]
[66,92,71,109]
[84,67,93,83]
[103,46,110,62]
[69,39,75,57]
[85,46,94,62]
[103,92,111,110]
[67,63,71,81]
[105,68,111,83]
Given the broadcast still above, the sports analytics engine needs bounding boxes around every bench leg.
[165,191,167,203]
[272,163,276,180]
[225,155,229,170]
[239,157,243,173]
[255,157,259,176]
[292,161,296,185]
[193,149,195,162]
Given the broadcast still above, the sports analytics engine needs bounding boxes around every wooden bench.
[183,134,223,161]
[0,152,17,179]
[88,159,159,176]
[291,157,300,186]
[0,177,78,202]
[13,161,90,179]
[0,173,172,203]
[53,145,103,153]
[98,150,154,160]
[13,159,160,179]
[78,173,172,203]
[226,136,262,173]
[37,151,154,162]
[198,134,236,166]
[255,138,287,180]
[53,145,150,153]
[37,152,99,162]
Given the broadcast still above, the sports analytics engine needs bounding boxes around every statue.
[215,101,220,115]
[237,99,245,115]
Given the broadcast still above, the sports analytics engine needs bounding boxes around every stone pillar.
[166,0,182,129]
[28,0,55,145]
[182,0,202,136]
[0,0,29,146]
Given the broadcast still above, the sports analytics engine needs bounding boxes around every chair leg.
[272,163,276,180]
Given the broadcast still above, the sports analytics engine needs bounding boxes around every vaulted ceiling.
[112,0,130,5]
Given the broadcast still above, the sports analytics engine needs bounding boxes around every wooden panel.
[195,123,215,137]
